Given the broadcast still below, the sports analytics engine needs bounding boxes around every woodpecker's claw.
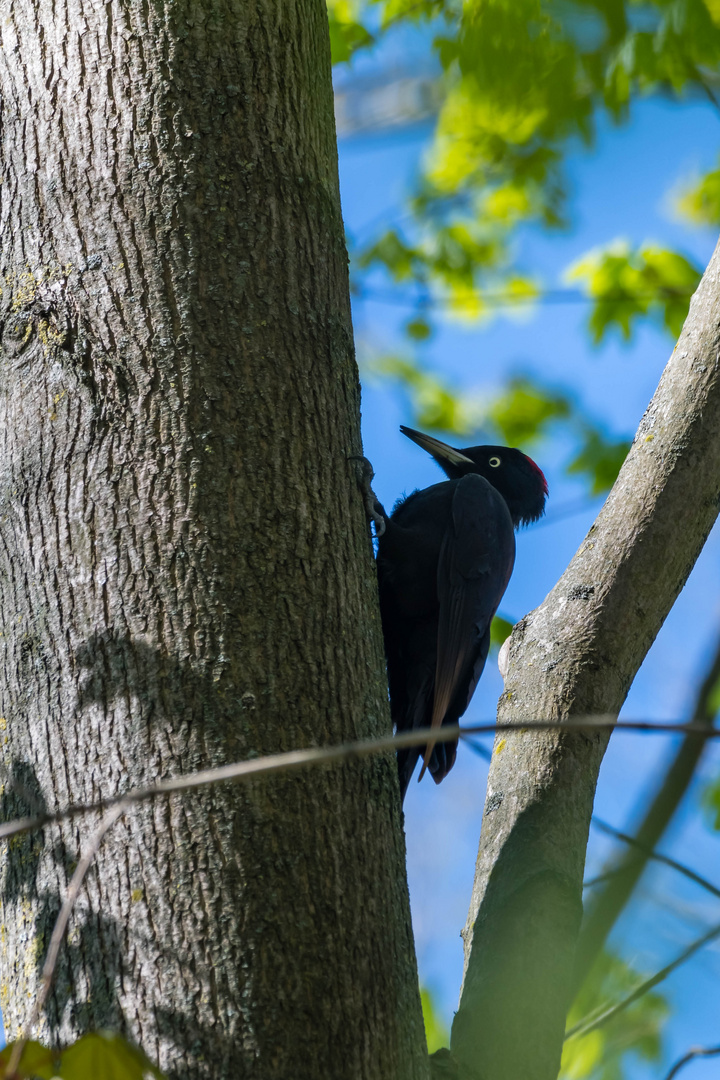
[350,455,387,537]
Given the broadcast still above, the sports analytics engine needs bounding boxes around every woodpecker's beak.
[400,426,474,468]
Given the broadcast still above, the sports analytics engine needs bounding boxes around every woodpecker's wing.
[418,474,515,781]
[389,621,436,800]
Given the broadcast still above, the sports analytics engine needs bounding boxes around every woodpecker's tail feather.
[397,746,422,804]
[428,739,457,784]
[397,738,457,802]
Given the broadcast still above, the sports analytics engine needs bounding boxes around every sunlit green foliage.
[677,157,720,226]
[491,378,630,492]
[420,986,451,1054]
[405,316,434,341]
[409,0,718,214]
[327,0,375,64]
[357,223,537,319]
[376,0,451,25]
[421,950,669,1080]
[336,0,715,333]
[568,243,702,342]
[488,377,572,446]
[490,614,514,651]
[701,671,720,827]
[362,354,482,433]
[428,1,588,216]
[349,0,719,309]
[0,1031,167,1080]
[561,950,669,1080]
[567,428,631,495]
[334,0,717,464]
[363,357,630,493]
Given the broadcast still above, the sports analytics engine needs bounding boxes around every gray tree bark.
[451,238,720,1080]
[0,3,427,1079]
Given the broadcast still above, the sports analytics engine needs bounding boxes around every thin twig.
[582,866,629,889]
[664,1044,720,1080]
[686,60,720,118]
[463,737,492,762]
[564,920,720,1042]
[0,717,717,846]
[573,630,720,991]
[2,801,129,1080]
[591,816,720,900]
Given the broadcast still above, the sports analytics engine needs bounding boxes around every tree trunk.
[452,237,720,1080]
[0,3,427,1078]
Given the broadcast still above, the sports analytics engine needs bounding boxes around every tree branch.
[590,814,720,897]
[564,919,720,1043]
[453,237,720,1080]
[664,1044,720,1080]
[0,719,717,845]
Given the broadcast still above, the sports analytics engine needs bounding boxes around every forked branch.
[453,237,720,1080]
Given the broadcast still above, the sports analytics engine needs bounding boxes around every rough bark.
[0,3,426,1079]
[452,237,720,1080]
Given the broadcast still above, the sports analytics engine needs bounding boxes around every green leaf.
[706,671,720,717]
[421,987,450,1055]
[326,1,375,64]
[562,949,669,1080]
[362,354,482,435]
[352,0,718,339]
[357,229,421,281]
[0,1032,167,1080]
[0,1040,58,1079]
[561,1030,605,1080]
[60,1031,167,1080]
[567,242,701,343]
[490,615,514,652]
[405,317,433,341]
[704,774,720,830]
[374,0,447,27]
[567,429,630,496]
[488,377,571,446]
[677,160,720,226]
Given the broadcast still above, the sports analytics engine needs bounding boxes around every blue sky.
[336,35,720,1078]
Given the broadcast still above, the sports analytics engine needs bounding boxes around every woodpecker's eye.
[489,456,501,468]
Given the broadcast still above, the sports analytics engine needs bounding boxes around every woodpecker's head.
[400,425,548,527]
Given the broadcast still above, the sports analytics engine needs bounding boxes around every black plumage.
[375,426,548,801]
